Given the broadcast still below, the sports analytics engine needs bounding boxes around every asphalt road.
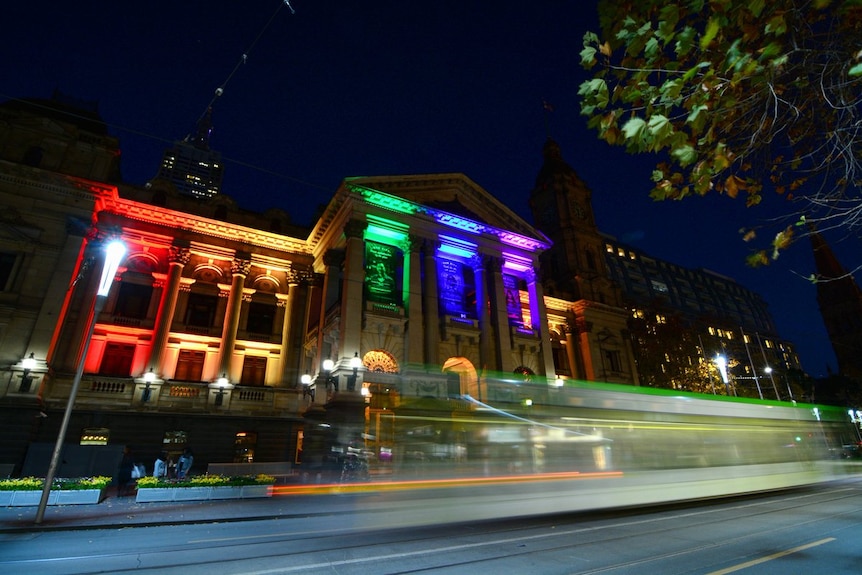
[2,478,861,574]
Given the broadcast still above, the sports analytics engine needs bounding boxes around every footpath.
[0,490,322,534]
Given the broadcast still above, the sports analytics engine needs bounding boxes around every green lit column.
[421,239,440,366]
[339,220,366,363]
[404,235,424,370]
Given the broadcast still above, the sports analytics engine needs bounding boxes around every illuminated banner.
[366,242,399,304]
[503,274,523,324]
[438,258,478,318]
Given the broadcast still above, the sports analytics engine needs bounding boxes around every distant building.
[603,236,802,397]
[530,138,800,399]
[810,231,862,381]
[151,108,223,199]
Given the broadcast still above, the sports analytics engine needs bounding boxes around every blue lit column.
[472,255,491,370]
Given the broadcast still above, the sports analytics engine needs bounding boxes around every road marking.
[705,538,836,575]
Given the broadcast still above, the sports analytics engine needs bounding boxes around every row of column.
[323,220,555,377]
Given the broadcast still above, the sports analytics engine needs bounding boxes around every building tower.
[810,231,862,380]
[152,108,223,199]
[529,138,637,384]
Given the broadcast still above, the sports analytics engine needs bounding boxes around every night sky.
[4,1,858,378]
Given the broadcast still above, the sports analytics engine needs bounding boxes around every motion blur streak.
[271,470,625,496]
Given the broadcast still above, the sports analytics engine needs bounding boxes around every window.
[185,292,218,327]
[98,343,135,376]
[174,350,205,382]
[0,252,17,291]
[234,432,257,463]
[240,356,267,386]
[246,302,275,335]
[80,428,110,445]
[115,282,153,319]
[604,350,622,373]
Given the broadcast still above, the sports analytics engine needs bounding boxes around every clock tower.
[528,138,619,306]
[528,138,637,384]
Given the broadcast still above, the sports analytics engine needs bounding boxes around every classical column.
[279,265,310,387]
[564,322,582,380]
[218,254,251,378]
[404,235,424,369]
[147,243,190,376]
[472,255,491,371]
[339,219,366,359]
[421,240,440,366]
[527,269,556,378]
[487,255,514,372]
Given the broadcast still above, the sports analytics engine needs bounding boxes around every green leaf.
[700,17,721,50]
[671,144,698,166]
[648,114,674,144]
[580,45,598,67]
[622,117,647,142]
[849,63,862,77]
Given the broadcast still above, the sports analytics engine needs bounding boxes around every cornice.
[96,195,311,257]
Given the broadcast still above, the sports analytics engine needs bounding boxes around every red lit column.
[147,243,190,376]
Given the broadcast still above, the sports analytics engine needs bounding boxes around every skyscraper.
[152,108,223,199]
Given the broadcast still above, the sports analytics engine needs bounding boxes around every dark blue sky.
[4,1,857,378]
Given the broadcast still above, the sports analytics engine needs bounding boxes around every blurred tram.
[308,377,862,519]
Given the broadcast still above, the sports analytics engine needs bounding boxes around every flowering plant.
[0,476,111,491]
[135,474,275,489]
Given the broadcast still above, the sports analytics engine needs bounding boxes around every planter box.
[0,489,104,507]
[136,485,273,503]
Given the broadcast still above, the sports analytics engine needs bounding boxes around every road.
[2,479,861,574]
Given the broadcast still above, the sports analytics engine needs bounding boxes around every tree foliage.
[580,0,862,265]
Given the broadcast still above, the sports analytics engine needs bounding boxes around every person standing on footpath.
[176,447,194,479]
[153,450,169,478]
[116,445,135,496]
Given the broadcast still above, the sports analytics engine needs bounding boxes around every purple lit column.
[487,255,514,372]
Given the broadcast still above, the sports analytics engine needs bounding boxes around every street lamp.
[347,352,362,392]
[141,368,156,403]
[714,354,731,395]
[323,358,337,392]
[301,373,314,401]
[19,352,36,393]
[36,238,126,524]
[212,373,232,407]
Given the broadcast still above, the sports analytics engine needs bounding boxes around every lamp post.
[141,368,156,403]
[35,238,126,524]
[211,373,233,407]
[19,352,36,393]
[323,358,337,393]
[301,373,314,401]
[715,354,731,396]
[347,352,362,392]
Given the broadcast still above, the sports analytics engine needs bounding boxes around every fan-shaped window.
[514,366,535,381]
[363,350,399,373]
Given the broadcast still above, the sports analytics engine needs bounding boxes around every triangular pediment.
[343,173,548,245]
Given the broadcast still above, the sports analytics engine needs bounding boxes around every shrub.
[0,476,111,491]
[135,474,275,489]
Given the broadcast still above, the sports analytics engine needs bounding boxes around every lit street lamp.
[323,358,337,393]
[301,373,314,401]
[35,238,126,524]
[714,354,731,396]
[19,352,36,393]
[347,352,362,392]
